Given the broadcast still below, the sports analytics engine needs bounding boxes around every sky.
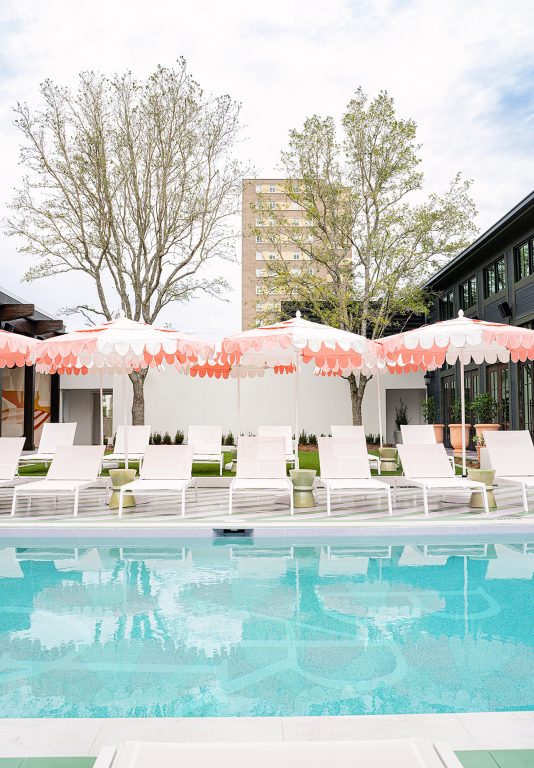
[0,0,533,337]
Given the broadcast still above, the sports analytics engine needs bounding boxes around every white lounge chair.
[11,445,105,518]
[229,436,293,515]
[319,436,392,516]
[104,425,151,467]
[18,422,77,467]
[331,425,381,474]
[93,738,463,768]
[258,425,297,466]
[396,443,489,516]
[400,424,455,469]
[187,425,224,476]
[483,429,534,512]
[118,445,195,517]
[0,437,25,486]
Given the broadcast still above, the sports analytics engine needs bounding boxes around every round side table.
[290,469,316,508]
[379,447,397,473]
[467,468,496,510]
[109,468,137,509]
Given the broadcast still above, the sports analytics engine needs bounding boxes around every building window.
[255,252,264,261]
[255,218,263,226]
[459,275,477,310]
[515,239,533,281]
[291,218,299,226]
[269,185,276,193]
[487,363,510,429]
[439,290,454,320]
[255,184,263,193]
[256,268,266,277]
[269,201,276,210]
[268,253,276,261]
[484,256,506,297]
[255,286,264,295]
[255,235,262,244]
[291,267,301,275]
[293,253,300,260]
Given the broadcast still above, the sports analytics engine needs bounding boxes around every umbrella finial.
[295,310,302,319]
[458,309,464,318]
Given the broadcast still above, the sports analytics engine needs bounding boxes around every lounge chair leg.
[377,460,381,476]
[10,490,17,517]
[181,487,186,517]
[521,483,528,512]
[423,487,429,517]
[73,488,79,518]
[387,488,393,516]
[482,486,490,516]
[326,486,331,516]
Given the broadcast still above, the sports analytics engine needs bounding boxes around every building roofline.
[425,188,534,288]
[0,284,58,322]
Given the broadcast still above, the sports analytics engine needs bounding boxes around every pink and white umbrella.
[220,312,382,466]
[33,314,215,466]
[0,330,36,369]
[379,310,534,473]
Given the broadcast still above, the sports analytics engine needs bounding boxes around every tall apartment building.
[241,178,312,330]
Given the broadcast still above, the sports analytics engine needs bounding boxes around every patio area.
[1,479,533,532]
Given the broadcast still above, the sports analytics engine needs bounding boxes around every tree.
[255,88,477,424]
[6,60,246,423]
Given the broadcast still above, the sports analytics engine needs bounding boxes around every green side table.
[290,469,316,508]
[467,468,497,510]
[379,446,397,472]
[109,468,137,509]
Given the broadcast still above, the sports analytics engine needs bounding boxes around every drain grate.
[213,528,253,537]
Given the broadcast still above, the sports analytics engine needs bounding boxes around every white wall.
[106,366,426,441]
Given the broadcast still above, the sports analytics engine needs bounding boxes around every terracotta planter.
[449,424,471,457]
[432,424,445,444]
[475,423,500,437]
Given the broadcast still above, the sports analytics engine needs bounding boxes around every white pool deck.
[0,712,533,757]
[0,478,533,536]
[0,478,532,757]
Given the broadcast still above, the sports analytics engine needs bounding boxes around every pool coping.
[0,712,533,757]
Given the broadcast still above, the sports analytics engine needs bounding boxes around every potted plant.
[421,395,444,443]
[394,399,410,444]
[470,393,500,437]
[448,400,470,458]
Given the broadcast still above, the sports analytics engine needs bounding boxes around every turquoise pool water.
[0,538,532,718]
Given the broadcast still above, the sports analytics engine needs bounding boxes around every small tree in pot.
[470,393,500,436]
[421,396,444,443]
[394,399,410,444]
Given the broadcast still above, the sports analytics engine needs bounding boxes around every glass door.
[486,363,510,430]
[441,375,456,446]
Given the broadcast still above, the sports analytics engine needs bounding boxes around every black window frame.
[439,290,454,320]
[515,238,533,281]
[459,275,477,310]
[484,256,506,298]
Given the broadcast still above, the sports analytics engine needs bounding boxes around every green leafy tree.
[6,60,246,423]
[256,88,477,423]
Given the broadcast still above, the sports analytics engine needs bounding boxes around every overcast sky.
[0,0,533,337]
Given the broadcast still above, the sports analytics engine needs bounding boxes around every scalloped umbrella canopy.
[378,310,534,475]
[33,315,215,375]
[220,312,381,373]
[0,330,37,369]
[379,310,534,368]
[184,357,296,379]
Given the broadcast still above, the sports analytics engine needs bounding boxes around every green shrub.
[470,393,498,424]
[299,430,308,445]
[421,396,436,425]
[394,399,410,429]
[162,431,172,445]
[224,431,234,446]
[449,400,462,423]
[308,433,317,446]
[151,431,162,445]
[174,430,184,445]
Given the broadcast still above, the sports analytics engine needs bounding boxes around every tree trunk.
[348,372,368,426]
[129,369,148,425]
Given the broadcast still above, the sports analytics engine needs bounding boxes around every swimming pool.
[0,537,532,718]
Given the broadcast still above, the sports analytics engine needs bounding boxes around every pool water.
[0,538,532,718]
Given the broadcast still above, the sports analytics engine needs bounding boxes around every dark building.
[0,287,64,449]
[425,190,534,444]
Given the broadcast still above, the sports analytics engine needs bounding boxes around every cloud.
[0,0,533,334]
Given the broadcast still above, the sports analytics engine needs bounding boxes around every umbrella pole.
[237,374,241,439]
[122,372,129,470]
[295,353,300,470]
[376,373,383,449]
[460,358,466,477]
[99,374,105,447]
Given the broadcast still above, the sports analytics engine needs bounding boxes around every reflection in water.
[0,541,532,718]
